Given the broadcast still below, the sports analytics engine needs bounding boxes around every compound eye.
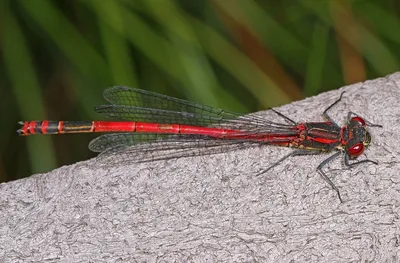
[351,116,366,126]
[347,143,364,157]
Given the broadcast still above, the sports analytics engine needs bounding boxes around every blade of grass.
[19,0,112,114]
[301,1,399,75]
[92,0,139,88]
[2,3,56,174]
[142,0,246,110]
[228,0,342,91]
[304,22,329,96]
[356,2,400,44]
[189,16,291,107]
[117,1,291,107]
[212,0,303,100]
[330,0,366,84]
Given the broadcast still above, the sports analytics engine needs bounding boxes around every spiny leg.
[257,149,345,202]
[268,92,348,127]
[268,108,296,124]
[322,91,346,128]
[344,153,378,167]
[316,151,343,202]
[255,149,322,176]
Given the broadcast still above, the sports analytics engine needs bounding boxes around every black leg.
[268,108,296,124]
[343,153,378,167]
[255,149,321,176]
[258,149,344,202]
[322,91,346,128]
[316,151,343,203]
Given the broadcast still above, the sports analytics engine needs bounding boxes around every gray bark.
[1,73,400,263]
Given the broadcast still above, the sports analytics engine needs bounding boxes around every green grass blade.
[2,3,57,174]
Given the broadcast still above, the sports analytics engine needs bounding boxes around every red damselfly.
[18,86,382,202]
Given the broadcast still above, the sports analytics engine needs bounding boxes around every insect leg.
[321,91,346,128]
[317,151,343,202]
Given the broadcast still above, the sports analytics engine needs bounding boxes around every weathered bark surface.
[1,73,399,262]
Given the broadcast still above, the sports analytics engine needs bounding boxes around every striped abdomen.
[17,120,300,144]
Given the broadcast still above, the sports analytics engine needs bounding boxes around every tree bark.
[1,73,399,262]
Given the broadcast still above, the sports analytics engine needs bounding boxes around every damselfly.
[18,87,382,202]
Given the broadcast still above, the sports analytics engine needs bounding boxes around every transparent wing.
[95,86,295,130]
[91,86,300,163]
[91,133,265,164]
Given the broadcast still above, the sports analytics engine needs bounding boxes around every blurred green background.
[1,0,399,183]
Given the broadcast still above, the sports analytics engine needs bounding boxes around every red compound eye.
[347,143,364,157]
[351,116,366,126]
